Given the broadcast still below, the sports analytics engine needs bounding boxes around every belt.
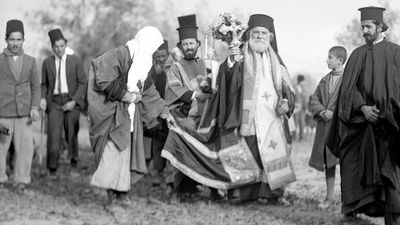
[54,93,69,98]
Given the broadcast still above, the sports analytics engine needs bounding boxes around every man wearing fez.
[327,7,400,224]
[143,40,172,186]
[164,14,218,198]
[40,28,87,178]
[88,26,172,205]
[0,20,40,191]
[224,14,295,203]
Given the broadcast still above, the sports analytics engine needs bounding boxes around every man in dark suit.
[40,29,87,177]
[0,20,40,192]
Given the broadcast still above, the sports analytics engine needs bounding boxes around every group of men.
[0,20,86,191]
[1,5,400,225]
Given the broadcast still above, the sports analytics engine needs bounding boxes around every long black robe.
[327,39,400,217]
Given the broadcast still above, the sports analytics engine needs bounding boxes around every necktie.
[57,57,62,94]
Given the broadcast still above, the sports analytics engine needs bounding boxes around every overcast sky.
[1,0,399,77]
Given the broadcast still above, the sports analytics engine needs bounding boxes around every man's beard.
[154,61,165,74]
[249,38,269,53]
[183,49,197,60]
[363,32,378,45]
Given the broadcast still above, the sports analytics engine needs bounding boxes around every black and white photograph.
[1,0,400,224]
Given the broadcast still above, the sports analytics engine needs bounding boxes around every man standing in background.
[40,28,87,178]
[294,74,306,141]
[143,40,172,186]
[165,14,218,199]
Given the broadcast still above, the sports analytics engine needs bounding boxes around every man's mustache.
[363,33,372,38]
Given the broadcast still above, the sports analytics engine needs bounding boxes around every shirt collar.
[56,53,67,61]
[373,37,384,45]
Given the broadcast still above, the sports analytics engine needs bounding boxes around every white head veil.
[126,26,163,92]
[126,26,163,131]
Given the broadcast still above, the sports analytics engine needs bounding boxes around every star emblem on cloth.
[268,140,278,150]
[262,91,271,101]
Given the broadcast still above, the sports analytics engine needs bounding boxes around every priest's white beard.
[249,38,269,53]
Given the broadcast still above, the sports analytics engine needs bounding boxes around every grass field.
[0,116,384,225]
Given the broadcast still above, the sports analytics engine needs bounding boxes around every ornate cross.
[268,140,278,150]
[262,91,271,101]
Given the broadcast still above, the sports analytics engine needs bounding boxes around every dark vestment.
[327,39,400,219]
[162,55,295,200]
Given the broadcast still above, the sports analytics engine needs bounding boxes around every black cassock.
[327,39,400,217]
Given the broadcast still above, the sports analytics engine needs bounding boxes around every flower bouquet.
[210,13,247,61]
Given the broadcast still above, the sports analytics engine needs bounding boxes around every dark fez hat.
[359,6,385,22]
[177,14,198,41]
[158,39,169,51]
[246,14,279,52]
[6,19,24,36]
[48,28,67,45]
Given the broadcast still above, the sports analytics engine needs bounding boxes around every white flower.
[229,14,237,22]
[219,24,232,35]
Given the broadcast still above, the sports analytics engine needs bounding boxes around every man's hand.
[160,113,176,128]
[131,93,142,104]
[194,91,212,102]
[30,108,40,122]
[62,100,76,112]
[122,92,142,104]
[40,98,47,111]
[320,110,333,121]
[228,44,241,57]
[361,105,379,123]
[277,101,289,116]
[0,122,10,135]
[166,114,176,127]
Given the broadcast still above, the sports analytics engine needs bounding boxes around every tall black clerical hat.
[6,19,24,36]
[244,14,279,53]
[177,14,198,41]
[248,14,274,33]
[359,6,385,22]
[158,39,169,51]
[48,28,67,45]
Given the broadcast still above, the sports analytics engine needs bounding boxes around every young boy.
[308,46,347,208]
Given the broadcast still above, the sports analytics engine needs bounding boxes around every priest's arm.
[164,64,193,106]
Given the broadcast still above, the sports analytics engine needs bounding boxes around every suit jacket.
[41,54,87,109]
[0,53,40,117]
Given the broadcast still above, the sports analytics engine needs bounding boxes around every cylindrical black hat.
[248,14,274,33]
[177,14,198,41]
[359,6,385,22]
[6,19,24,36]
